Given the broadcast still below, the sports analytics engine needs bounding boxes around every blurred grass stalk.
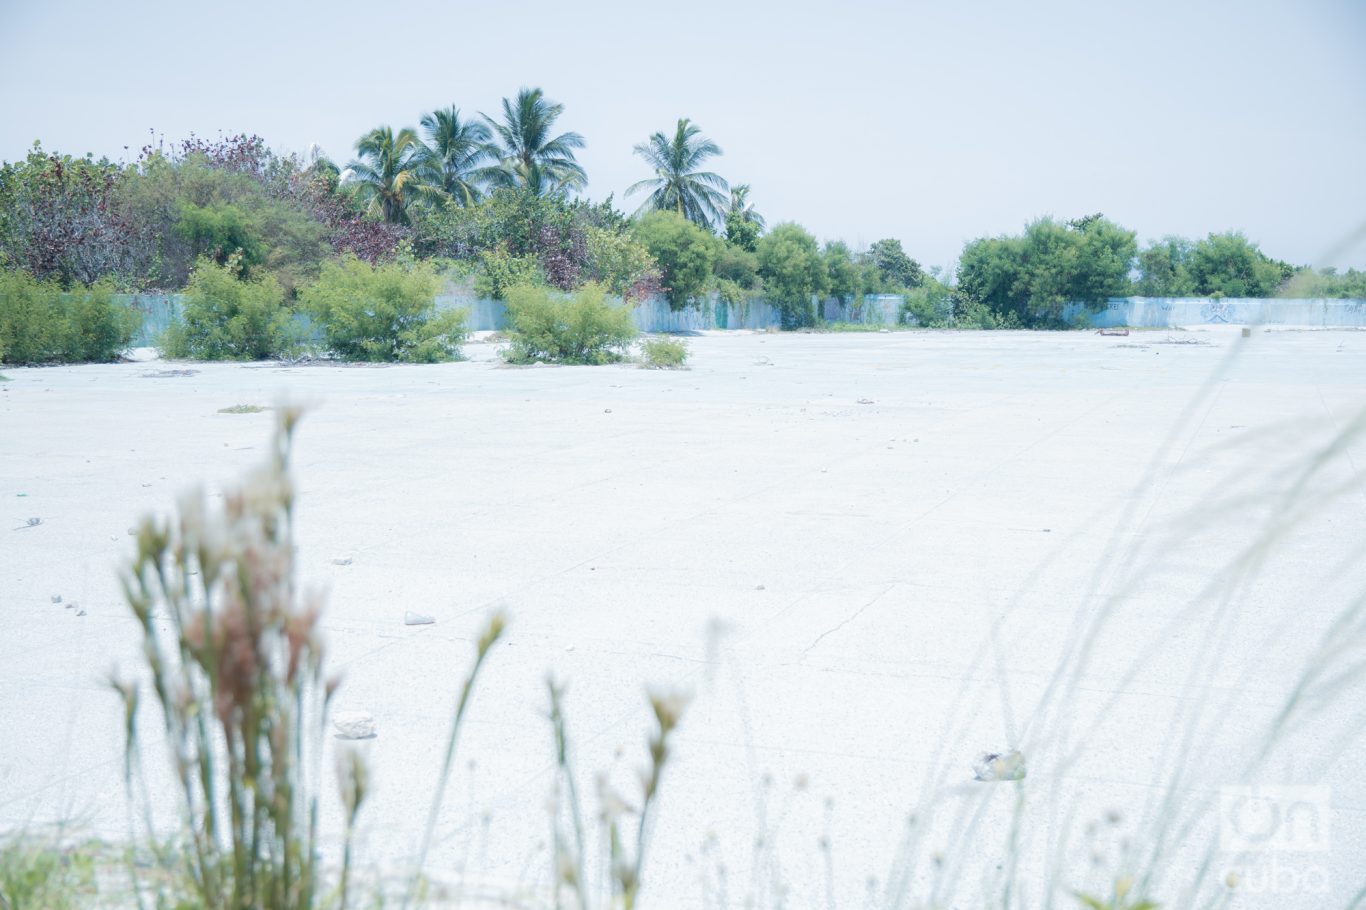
[111,407,350,910]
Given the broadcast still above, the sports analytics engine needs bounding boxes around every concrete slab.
[1,326,1364,907]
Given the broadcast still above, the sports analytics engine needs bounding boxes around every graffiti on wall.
[1200,300,1233,323]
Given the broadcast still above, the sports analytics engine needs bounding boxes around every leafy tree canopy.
[957,215,1136,326]
[868,238,924,290]
[756,223,828,326]
[631,210,719,309]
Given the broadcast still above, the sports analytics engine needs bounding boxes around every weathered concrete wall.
[120,293,1366,345]
[1064,297,1366,328]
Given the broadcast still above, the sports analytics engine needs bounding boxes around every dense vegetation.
[2,85,1362,355]
[160,259,297,360]
[0,270,135,364]
[503,282,637,364]
[300,257,465,363]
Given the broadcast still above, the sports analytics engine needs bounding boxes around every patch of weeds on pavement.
[817,322,900,333]
[639,337,689,369]
[218,404,267,414]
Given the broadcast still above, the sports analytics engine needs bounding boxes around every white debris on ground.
[333,711,377,740]
[973,749,1027,782]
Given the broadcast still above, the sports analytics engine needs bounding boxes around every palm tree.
[346,126,428,224]
[627,119,729,229]
[727,184,766,231]
[478,88,587,196]
[418,106,492,207]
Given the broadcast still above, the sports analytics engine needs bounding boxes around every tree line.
[2,85,1362,334]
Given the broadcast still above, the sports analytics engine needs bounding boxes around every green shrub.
[301,256,465,363]
[632,211,719,309]
[639,336,689,369]
[0,270,136,364]
[953,296,1016,329]
[504,283,638,365]
[474,245,543,299]
[162,260,296,360]
[756,223,828,328]
[899,285,954,327]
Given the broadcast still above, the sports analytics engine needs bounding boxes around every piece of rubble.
[403,611,435,626]
[333,711,376,740]
[331,557,353,566]
[973,749,1026,782]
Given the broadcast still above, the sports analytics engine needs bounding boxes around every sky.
[2,0,1364,271]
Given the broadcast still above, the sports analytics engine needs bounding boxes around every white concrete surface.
[2,327,1364,908]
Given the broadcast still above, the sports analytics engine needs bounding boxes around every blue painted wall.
[120,293,1366,346]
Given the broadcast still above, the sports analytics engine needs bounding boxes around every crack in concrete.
[801,584,896,657]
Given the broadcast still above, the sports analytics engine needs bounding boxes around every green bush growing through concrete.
[0,270,136,364]
[160,259,297,360]
[639,336,689,369]
[503,282,638,365]
[301,256,466,363]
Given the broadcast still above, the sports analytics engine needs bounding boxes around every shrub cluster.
[0,271,135,364]
[300,257,466,363]
[898,282,955,327]
[639,336,689,369]
[161,259,297,360]
[503,283,637,364]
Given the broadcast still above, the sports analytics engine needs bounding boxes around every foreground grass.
[0,836,99,910]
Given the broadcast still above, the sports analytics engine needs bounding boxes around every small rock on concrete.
[333,711,376,740]
[973,749,1026,782]
[403,611,435,626]
[857,398,875,404]
[51,594,62,604]
[331,557,353,566]
[75,609,87,617]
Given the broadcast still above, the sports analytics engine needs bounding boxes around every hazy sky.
[2,0,1363,271]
